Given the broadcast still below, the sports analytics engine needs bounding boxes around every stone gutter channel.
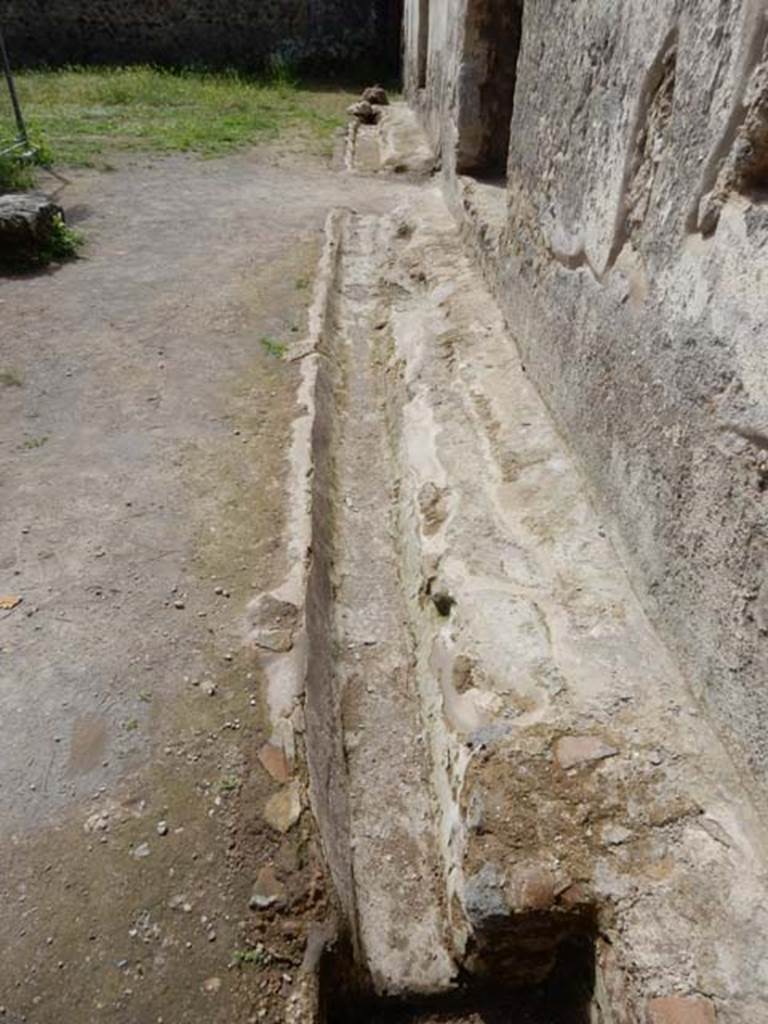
[245,114,768,1024]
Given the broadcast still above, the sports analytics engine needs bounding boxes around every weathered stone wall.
[1,0,401,72]
[405,0,768,800]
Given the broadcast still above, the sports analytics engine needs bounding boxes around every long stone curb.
[244,207,349,1023]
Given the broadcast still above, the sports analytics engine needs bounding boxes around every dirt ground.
[0,142,414,1022]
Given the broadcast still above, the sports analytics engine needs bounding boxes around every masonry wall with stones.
[1,0,402,72]
[404,0,768,803]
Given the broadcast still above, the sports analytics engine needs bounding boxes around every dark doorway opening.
[417,0,430,89]
[456,0,524,180]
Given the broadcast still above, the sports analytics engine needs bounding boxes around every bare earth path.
[0,146,413,1023]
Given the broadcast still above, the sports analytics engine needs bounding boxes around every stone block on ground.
[0,192,63,265]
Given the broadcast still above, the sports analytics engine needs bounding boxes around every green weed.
[230,944,273,968]
[22,435,49,449]
[218,774,240,793]
[0,369,23,387]
[41,213,83,263]
[260,336,286,358]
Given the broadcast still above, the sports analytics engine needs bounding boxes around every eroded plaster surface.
[405,0,768,797]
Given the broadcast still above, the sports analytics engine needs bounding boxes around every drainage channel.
[302,208,454,1000]
[299,206,599,1023]
[329,211,453,993]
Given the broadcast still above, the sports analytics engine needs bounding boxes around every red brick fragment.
[258,742,292,783]
[647,996,716,1024]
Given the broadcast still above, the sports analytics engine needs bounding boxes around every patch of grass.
[260,336,286,358]
[21,435,49,450]
[124,718,139,732]
[218,774,240,793]
[0,369,23,387]
[0,141,57,190]
[0,154,34,191]
[0,66,356,167]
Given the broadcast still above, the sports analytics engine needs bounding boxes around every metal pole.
[0,25,29,148]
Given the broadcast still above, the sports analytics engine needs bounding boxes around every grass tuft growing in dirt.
[0,369,23,387]
[0,66,357,167]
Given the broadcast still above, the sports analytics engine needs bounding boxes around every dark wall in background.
[0,0,402,75]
